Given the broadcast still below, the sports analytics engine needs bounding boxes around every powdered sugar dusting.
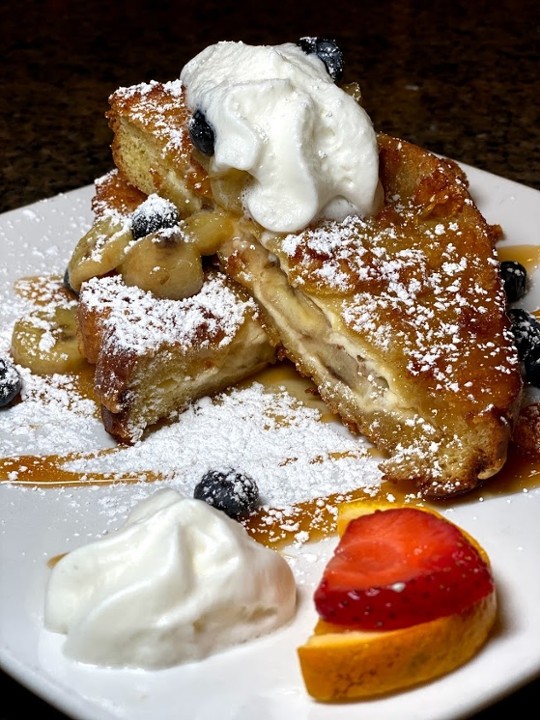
[0,190,383,545]
[276,203,518,404]
[111,79,188,159]
[0,367,108,458]
[0,359,383,534]
[80,272,260,354]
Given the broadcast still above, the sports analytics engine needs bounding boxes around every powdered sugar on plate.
[0,356,383,527]
[63,380,382,506]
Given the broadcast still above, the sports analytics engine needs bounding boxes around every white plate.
[1,167,540,720]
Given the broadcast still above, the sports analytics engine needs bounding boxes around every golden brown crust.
[76,170,276,443]
[92,168,146,219]
[512,401,540,455]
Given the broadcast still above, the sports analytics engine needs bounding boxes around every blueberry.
[194,468,259,519]
[507,308,540,387]
[499,260,528,303]
[188,109,215,156]
[0,357,22,408]
[131,195,180,240]
[297,37,344,83]
[507,308,540,360]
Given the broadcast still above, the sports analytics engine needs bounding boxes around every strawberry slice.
[314,507,494,631]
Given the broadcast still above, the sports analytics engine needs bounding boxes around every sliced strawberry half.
[314,507,494,631]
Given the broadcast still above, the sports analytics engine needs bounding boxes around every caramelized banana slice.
[210,168,251,216]
[182,208,237,255]
[67,215,133,292]
[11,304,85,375]
[119,228,204,300]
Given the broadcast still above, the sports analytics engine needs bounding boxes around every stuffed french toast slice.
[217,134,522,497]
[70,169,276,444]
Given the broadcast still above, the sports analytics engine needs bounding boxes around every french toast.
[75,170,276,443]
[103,80,522,496]
[78,271,276,444]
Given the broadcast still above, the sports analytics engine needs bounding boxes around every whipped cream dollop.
[181,41,382,233]
[44,489,297,669]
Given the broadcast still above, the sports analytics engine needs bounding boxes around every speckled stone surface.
[1,0,539,216]
[1,0,539,717]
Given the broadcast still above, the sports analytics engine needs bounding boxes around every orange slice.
[297,501,497,701]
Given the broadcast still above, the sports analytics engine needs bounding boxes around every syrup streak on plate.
[1,167,540,720]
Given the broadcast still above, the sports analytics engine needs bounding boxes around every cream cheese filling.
[219,234,420,424]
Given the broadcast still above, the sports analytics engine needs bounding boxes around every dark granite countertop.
[1,0,539,717]
[1,0,539,217]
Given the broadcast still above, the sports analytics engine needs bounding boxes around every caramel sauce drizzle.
[5,257,540,550]
[497,242,540,273]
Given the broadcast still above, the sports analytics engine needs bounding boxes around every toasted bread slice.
[105,81,522,496]
[78,271,275,444]
[219,135,522,497]
[75,170,276,443]
[107,80,212,217]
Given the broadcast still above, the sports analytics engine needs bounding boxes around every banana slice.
[210,168,250,216]
[182,208,236,255]
[67,215,133,292]
[11,304,85,375]
[119,229,204,300]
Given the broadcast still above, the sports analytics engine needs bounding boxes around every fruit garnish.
[119,228,204,300]
[131,195,180,240]
[508,307,540,387]
[188,109,215,156]
[296,37,344,83]
[0,357,22,407]
[66,214,132,292]
[314,507,494,631]
[499,259,528,303]
[10,304,85,375]
[193,468,259,520]
[299,504,497,701]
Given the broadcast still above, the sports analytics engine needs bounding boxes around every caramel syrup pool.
[3,264,540,550]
